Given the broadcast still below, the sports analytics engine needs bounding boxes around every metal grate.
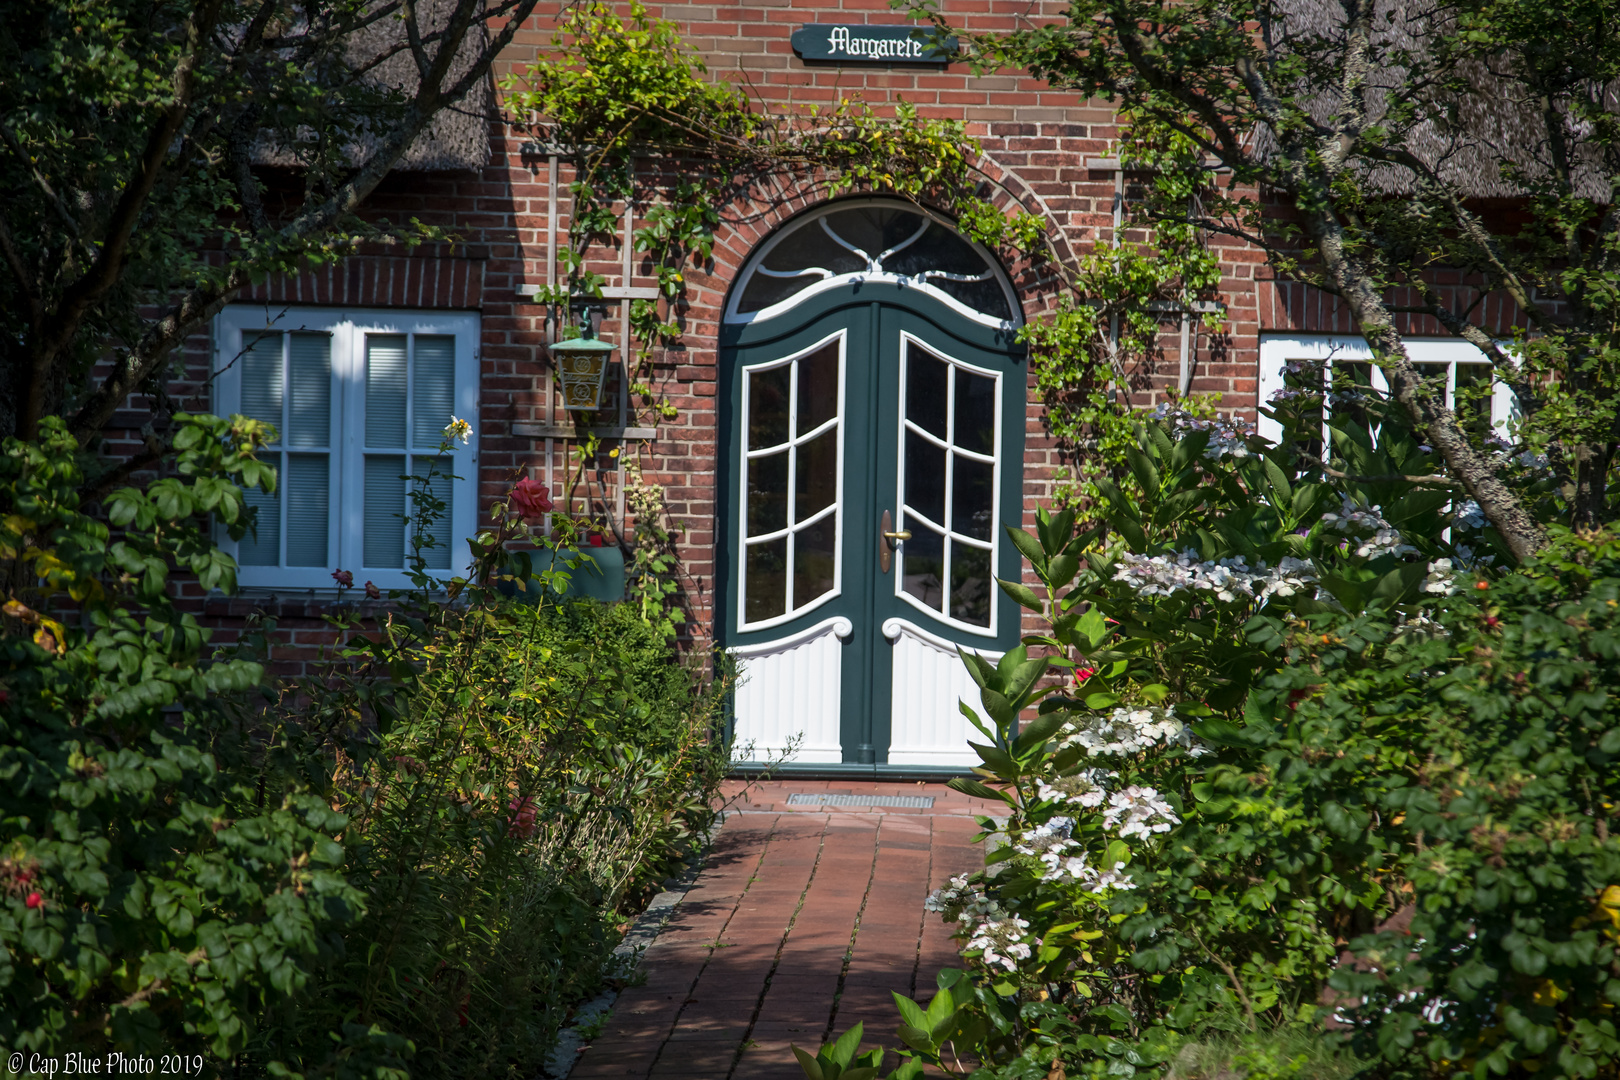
[786,793,935,808]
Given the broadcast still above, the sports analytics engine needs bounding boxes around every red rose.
[331,569,354,588]
[587,532,605,548]
[365,580,381,600]
[25,892,42,909]
[1074,667,1096,684]
[507,796,538,840]
[509,477,555,519]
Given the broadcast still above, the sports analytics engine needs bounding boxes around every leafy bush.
[804,400,1620,1079]
[0,417,374,1064]
[2,418,728,1080]
[237,488,730,1080]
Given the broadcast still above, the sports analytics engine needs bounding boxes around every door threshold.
[728,761,973,782]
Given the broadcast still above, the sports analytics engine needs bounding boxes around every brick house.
[190,0,1520,776]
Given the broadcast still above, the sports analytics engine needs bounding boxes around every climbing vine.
[500,1,1235,558]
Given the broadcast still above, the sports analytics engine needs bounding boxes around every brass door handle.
[880,510,907,573]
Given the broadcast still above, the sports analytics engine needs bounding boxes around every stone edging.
[539,814,728,1080]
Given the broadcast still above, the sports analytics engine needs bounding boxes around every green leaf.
[1125,446,1161,495]
[793,1045,827,1080]
[997,577,1045,612]
[1263,456,1292,507]
[1006,526,1047,572]
[946,776,1006,802]
[830,1023,865,1067]
[1011,710,1068,757]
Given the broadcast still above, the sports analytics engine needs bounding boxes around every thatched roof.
[1265,0,1614,200]
[254,0,492,173]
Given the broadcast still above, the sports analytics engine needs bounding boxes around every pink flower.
[365,580,381,600]
[1074,667,1096,684]
[509,478,555,519]
[25,892,42,909]
[507,796,538,840]
[331,569,353,588]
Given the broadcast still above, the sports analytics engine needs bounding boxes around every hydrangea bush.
[797,397,1620,1079]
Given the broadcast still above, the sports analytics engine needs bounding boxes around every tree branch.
[24,0,226,440]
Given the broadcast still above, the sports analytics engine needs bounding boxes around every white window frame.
[894,332,1002,639]
[736,330,848,633]
[213,306,480,592]
[1257,335,1518,448]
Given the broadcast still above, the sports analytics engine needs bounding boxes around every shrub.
[238,493,730,1080]
[0,417,379,1067]
[804,403,1620,1079]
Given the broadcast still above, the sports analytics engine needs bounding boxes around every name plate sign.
[791,24,958,64]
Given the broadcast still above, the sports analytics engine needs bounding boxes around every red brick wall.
[125,1,1523,671]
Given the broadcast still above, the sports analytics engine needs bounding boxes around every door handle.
[880,509,907,573]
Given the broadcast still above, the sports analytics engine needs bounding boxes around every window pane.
[284,454,330,567]
[748,364,791,450]
[953,368,996,455]
[745,538,787,622]
[413,336,456,448]
[795,429,838,521]
[1332,361,1375,441]
[412,460,453,570]
[906,348,948,438]
[364,455,406,569]
[737,226,863,314]
[1280,359,1325,464]
[950,541,992,627]
[238,472,280,566]
[366,335,408,447]
[240,332,283,435]
[747,450,788,536]
[901,522,945,612]
[904,429,946,526]
[792,512,837,609]
[952,454,994,540]
[286,333,331,448]
[796,341,840,434]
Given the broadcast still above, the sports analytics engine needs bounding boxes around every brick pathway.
[569,779,998,1080]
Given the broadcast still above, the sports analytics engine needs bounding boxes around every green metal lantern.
[550,325,616,411]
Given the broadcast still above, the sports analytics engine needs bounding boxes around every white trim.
[881,616,995,654]
[723,197,1022,330]
[214,306,480,592]
[1257,334,1518,446]
[893,333,1002,639]
[737,329,848,634]
[731,615,855,657]
[730,271,1016,331]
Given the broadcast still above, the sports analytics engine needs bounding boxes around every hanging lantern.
[549,322,615,411]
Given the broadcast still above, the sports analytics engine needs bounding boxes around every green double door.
[719,284,1025,770]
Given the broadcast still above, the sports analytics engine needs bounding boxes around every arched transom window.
[726,200,1018,327]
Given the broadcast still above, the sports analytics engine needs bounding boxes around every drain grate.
[786,792,935,808]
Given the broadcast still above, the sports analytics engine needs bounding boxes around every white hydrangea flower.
[1258,556,1319,600]
[1057,705,1206,758]
[966,915,1036,973]
[1146,404,1256,460]
[1452,499,1489,531]
[1102,785,1181,839]
[1114,549,1319,605]
[1035,775,1111,808]
[1422,558,1456,595]
[1320,497,1417,559]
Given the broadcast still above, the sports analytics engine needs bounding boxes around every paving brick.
[581,782,983,1076]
